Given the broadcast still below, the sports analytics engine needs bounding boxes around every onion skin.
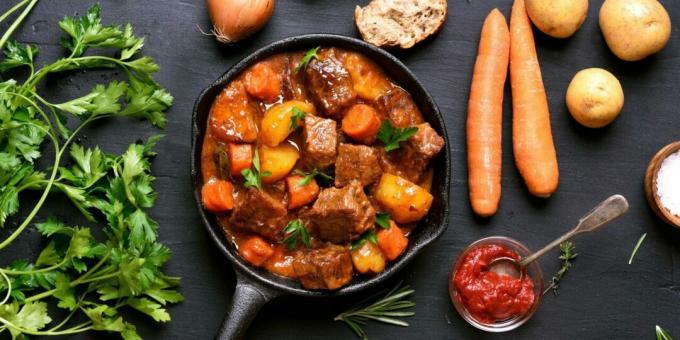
[207,0,275,43]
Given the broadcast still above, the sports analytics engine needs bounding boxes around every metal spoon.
[487,194,630,278]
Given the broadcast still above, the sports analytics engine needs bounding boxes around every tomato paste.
[453,244,535,323]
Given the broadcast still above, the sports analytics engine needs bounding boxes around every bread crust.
[355,0,448,49]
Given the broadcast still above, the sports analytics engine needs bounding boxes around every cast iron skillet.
[191,34,451,340]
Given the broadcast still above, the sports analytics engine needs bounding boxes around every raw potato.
[566,68,624,128]
[351,241,386,275]
[373,173,433,224]
[526,0,588,38]
[599,0,671,61]
[259,144,300,183]
[261,101,315,147]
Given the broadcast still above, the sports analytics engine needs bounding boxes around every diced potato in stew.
[351,241,386,275]
[374,173,434,224]
[200,47,444,291]
[344,53,392,101]
[259,144,300,184]
[261,100,315,147]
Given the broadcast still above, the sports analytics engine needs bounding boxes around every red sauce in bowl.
[453,244,535,323]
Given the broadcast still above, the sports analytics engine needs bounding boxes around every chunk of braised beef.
[302,115,337,168]
[282,53,310,101]
[229,188,287,240]
[410,123,445,159]
[374,87,424,128]
[305,57,356,118]
[376,145,429,184]
[335,144,382,187]
[307,181,375,243]
[293,245,353,290]
[208,80,261,143]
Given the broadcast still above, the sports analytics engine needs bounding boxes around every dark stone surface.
[2,0,679,339]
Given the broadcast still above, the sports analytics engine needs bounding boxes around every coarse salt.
[656,151,680,217]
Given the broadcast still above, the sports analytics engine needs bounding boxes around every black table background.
[1,0,679,339]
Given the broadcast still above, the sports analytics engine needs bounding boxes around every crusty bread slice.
[355,0,448,49]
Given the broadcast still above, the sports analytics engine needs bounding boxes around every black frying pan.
[191,34,451,340]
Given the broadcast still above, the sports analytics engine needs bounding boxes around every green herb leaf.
[0,40,38,72]
[377,121,418,152]
[335,282,415,339]
[289,107,306,131]
[628,233,647,265]
[293,168,334,187]
[351,229,378,251]
[657,325,673,340]
[242,147,270,190]
[544,241,578,296]
[294,46,320,74]
[375,213,391,229]
[281,219,311,251]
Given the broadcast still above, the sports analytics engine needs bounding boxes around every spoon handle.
[519,195,629,267]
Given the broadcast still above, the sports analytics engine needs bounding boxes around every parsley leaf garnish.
[293,168,334,187]
[289,107,306,131]
[281,219,312,251]
[375,212,391,229]
[377,121,418,152]
[242,147,271,190]
[351,229,378,251]
[294,46,320,74]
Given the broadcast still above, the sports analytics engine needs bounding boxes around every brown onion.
[206,0,275,43]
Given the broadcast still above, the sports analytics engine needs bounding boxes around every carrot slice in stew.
[239,236,275,266]
[285,175,320,209]
[245,62,281,103]
[201,179,234,212]
[377,220,408,261]
[228,143,253,177]
[342,104,382,144]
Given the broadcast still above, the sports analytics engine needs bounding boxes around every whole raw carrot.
[467,9,510,217]
[510,0,559,198]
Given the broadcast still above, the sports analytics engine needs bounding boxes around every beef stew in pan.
[200,47,445,290]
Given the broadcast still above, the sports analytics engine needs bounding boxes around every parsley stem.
[0,259,67,275]
[0,316,92,336]
[0,0,30,26]
[74,271,119,285]
[0,0,38,51]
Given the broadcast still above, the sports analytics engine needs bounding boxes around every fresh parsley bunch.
[0,3,180,339]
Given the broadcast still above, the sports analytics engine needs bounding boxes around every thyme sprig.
[543,241,578,296]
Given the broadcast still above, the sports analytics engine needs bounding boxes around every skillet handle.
[216,271,280,340]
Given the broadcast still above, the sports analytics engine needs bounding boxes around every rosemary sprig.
[628,233,647,265]
[543,241,578,296]
[657,325,673,340]
[335,282,415,340]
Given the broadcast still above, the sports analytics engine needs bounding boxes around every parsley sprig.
[377,121,418,152]
[375,213,391,229]
[294,46,320,74]
[351,230,378,251]
[289,107,306,131]
[334,282,415,340]
[293,168,334,187]
[0,4,179,339]
[281,219,311,251]
[544,241,578,296]
[241,147,271,190]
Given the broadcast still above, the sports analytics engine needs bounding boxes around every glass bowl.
[448,236,544,332]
